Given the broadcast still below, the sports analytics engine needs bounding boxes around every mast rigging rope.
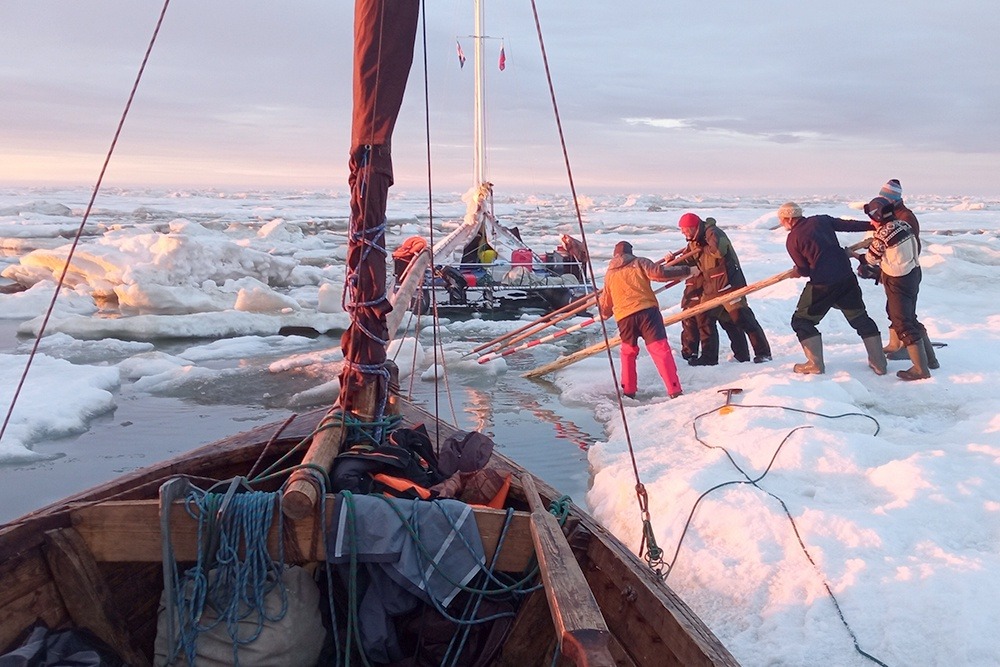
[527,0,663,569]
[0,0,173,446]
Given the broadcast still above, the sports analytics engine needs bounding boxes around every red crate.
[511,248,533,268]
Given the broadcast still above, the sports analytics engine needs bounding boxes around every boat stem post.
[281,377,382,520]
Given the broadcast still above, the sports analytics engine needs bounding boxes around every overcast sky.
[3,1,998,196]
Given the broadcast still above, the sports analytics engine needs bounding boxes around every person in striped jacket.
[861,196,932,381]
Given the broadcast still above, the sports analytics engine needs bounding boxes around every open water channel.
[0,317,598,522]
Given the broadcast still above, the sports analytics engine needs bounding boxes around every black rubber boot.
[680,317,699,360]
[923,336,940,370]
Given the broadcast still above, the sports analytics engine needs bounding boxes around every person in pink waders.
[599,241,699,399]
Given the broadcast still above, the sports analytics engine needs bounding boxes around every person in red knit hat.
[677,213,772,365]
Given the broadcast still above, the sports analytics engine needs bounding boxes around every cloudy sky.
[3,1,998,196]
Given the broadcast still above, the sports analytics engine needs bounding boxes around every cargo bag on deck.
[331,424,445,498]
[326,494,488,664]
[153,565,324,667]
[437,430,495,476]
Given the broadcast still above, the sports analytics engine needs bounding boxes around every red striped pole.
[477,278,683,364]
[478,316,598,364]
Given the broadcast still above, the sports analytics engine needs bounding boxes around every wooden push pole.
[522,238,873,379]
[473,247,697,359]
[468,291,598,357]
[477,278,684,365]
[522,268,797,379]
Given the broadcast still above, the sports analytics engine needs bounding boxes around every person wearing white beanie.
[776,202,885,376]
[862,197,933,380]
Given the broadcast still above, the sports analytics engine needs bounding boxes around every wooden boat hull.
[0,399,738,666]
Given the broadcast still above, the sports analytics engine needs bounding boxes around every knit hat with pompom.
[878,179,903,203]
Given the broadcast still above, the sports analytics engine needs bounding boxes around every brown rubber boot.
[863,336,887,375]
[897,342,931,381]
[923,336,940,370]
[793,335,824,374]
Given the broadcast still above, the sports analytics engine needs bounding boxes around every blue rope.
[342,215,389,317]
[166,485,286,666]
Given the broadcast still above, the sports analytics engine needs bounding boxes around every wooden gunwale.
[0,397,739,666]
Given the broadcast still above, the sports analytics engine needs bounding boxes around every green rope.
[547,494,573,526]
[340,491,373,667]
[331,492,542,665]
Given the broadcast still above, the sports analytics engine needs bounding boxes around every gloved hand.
[857,262,881,282]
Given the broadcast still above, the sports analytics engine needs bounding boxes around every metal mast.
[473,0,486,189]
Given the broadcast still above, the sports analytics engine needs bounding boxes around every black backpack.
[331,424,444,497]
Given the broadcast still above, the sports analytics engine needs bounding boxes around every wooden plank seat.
[68,498,535,573]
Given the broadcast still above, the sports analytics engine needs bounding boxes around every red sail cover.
[340,0,419,412]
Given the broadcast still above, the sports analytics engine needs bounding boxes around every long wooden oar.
[521,474,616,667]
[523,239,874,379]
[478,315,598,364]
[472,247,695,358]
[495,293,598,353]
[466,290,598,357]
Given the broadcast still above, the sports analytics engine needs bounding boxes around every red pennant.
[457,41,466,68]
[498,46,506,71]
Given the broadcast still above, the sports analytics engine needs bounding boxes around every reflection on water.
[462,385,595,452]
[1,323,604,518]
[405,348,600,506]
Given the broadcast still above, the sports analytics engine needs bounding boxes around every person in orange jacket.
[599,241,698,399]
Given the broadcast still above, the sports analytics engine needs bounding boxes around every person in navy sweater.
[777,202,885,375]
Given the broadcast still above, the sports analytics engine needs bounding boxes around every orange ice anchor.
[717,387,742,415]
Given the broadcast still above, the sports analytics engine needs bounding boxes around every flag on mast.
[498,45,506,71]
[457,40,466,68]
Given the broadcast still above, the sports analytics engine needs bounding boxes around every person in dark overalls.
[678,213,772,365]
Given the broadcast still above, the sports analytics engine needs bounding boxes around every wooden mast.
[283,0,420,519]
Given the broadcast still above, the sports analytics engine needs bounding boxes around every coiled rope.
[163,481,286,667]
